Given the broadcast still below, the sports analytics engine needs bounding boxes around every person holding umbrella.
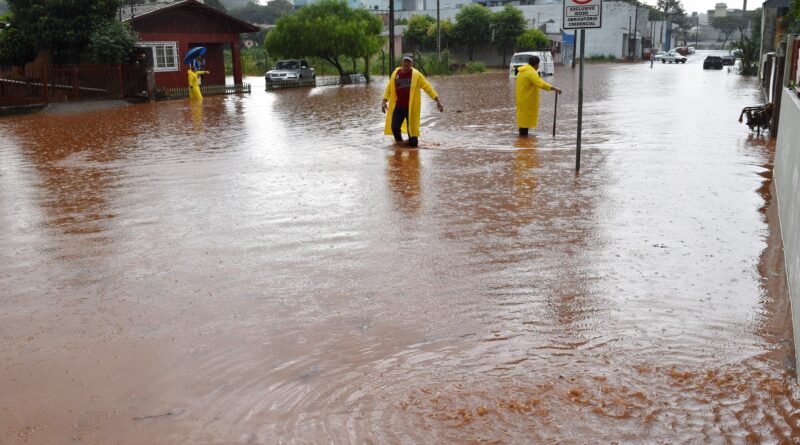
[515,55,561,136]
[184,47,209,101]
[381,54,443,148]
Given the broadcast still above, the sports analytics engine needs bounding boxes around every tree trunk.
[364,55,371,83]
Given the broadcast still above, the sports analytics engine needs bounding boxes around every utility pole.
[389,0,395,68]
[437,0,441,60]
[628,16,632,60]
[633,3,639,60]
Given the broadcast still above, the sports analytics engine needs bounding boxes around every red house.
[121,0,258,90]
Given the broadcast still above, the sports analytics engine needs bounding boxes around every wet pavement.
[1,50,798,443]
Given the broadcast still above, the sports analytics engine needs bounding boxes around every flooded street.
[2,51,798,443]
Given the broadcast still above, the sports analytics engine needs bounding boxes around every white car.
[509,51,555,78]
[265,59,315,84]
[662,51,687,64]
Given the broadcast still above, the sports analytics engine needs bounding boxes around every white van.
[509,51,555,78]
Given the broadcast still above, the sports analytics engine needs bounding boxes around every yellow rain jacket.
[383,67,439,138]
[515,64,552,129]
[187,69,209,101]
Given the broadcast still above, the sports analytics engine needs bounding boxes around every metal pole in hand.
[552,90,558,137]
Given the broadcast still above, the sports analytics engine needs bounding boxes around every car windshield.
[511,54,532,64]
[706,56,721,60]
[275,61,300,70]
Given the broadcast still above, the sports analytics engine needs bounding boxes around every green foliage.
[515,29,549,51]
[404,15,435,50]
[748,8,762,39]
[712,15,745,49]
[425,19,454,51]
[229,0,292,25]
[657,0,685,21]
[418,50,453,75]
[492,5,526,65]
[86,19,137,64]
[7,0,121,64]
[464,60,485,73]
[224,47,269,76]
[0,20,36,66]
[264,0,384,78]
[732,35,759,76]
[785,0,800,34]
[453,4,492,61]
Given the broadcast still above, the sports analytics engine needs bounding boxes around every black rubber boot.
[408,137,418,148]
[519,128,529,136]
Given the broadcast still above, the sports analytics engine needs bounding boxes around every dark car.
[703,56,723,69]
[721,55,735,66]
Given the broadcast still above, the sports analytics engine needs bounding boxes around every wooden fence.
[0,64,148,107]
[160,83,251,98]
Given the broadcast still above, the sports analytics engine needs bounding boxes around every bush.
[86,20,137,64]
[464,60,486,73]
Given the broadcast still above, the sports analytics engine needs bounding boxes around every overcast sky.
[640,0,754,15]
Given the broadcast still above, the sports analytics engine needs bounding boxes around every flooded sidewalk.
[1,53,798,443]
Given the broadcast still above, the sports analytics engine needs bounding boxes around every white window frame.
[137,41,179,72]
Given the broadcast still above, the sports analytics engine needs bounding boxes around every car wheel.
[662,60,666,63]
[682,60,686,64]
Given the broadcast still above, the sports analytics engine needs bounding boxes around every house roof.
[120,0,259,33]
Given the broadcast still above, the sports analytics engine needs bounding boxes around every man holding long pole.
[515,55,562,136]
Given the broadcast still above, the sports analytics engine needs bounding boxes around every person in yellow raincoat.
[515,55,561,136]
[187,65,209,101]
[381,54,444,148]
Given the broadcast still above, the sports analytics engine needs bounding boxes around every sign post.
[563,0,602,172]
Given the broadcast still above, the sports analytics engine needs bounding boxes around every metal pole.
[576,29,585,172]
[628,16,632,60]
[572,30,577,68]
[552,91,558,137]
[389,0,395,69]
[437,0,441,60]
[633,3,639,60]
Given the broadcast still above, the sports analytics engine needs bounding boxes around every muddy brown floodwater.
[2,51,799,443]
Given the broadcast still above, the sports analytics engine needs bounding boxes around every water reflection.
[0,54,797,443]
[386,148,421,213]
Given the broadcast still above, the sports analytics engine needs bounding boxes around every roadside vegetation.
[0,0,136,66]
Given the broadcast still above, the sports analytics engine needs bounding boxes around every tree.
[0,17,36,66]
[783,0,800,34]
[515,29,548,52]
[426,19,454,51]
[453,4,492,61]
[732,34,759,75]
[657,0,685,48]
[86,19,137,64]
[265,0,383,80]
[492,5,526,66]
[4,0,122,64]
[404,15,435,51]
[712,15,744,49]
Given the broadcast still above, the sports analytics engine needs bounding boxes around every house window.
[137,42,179,72]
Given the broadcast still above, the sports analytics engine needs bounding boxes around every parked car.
[653,51,667,62]
[509,51,555,78]
[662,51,687,64]
[674,46,690,56]
[703,55,724,69]
[731,49,742,58]
[721,55,735,66]
[265,59,315,84]
[687,46,696,54]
